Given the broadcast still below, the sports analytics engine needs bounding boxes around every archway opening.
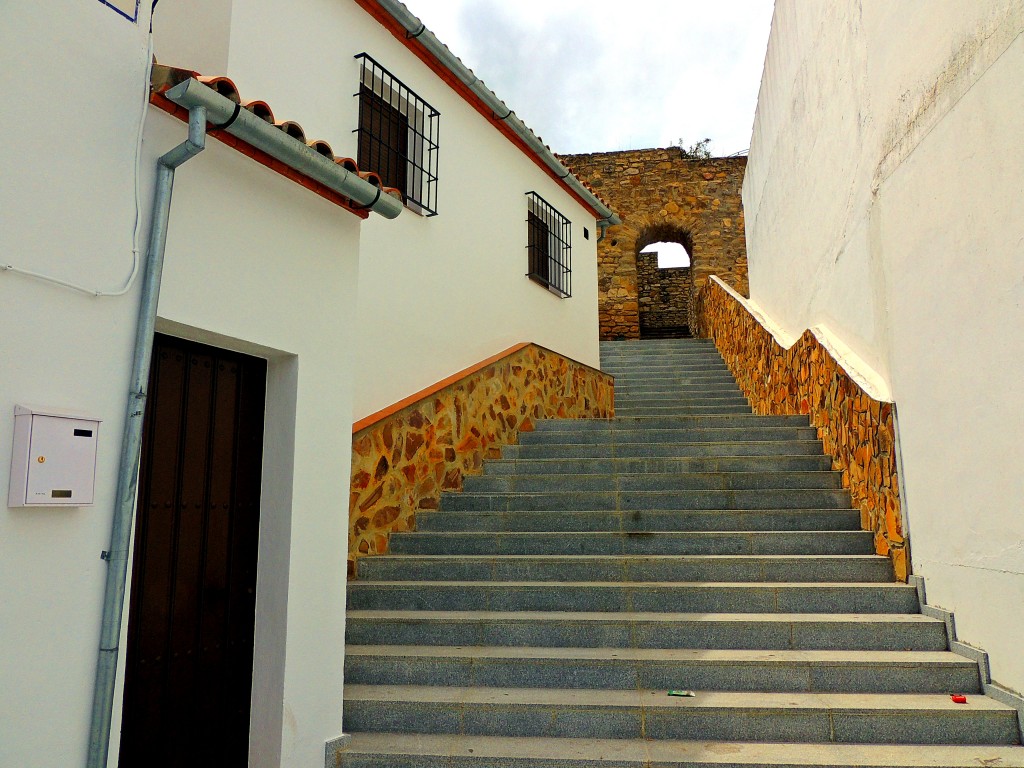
[635,225,694,339]
[640,241,692,269]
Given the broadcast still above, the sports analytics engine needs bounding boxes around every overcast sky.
[402,0,776,156]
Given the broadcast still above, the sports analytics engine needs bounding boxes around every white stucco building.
[743,0,1024,696]
[0,1,614,766]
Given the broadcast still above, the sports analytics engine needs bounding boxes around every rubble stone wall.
[348,343,614,576]
[695,278,908,581]
[561,148,748,339]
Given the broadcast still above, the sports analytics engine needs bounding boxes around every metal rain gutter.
[164,78,405,219]
[376,0,620,227]
[87,105,208,768]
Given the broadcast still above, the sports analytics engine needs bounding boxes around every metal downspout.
[86,105,207,768]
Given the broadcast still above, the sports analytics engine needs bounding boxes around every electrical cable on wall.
[0,28,155,297]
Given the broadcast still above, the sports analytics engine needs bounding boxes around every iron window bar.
[354,53,440,216]
[525,192,572,298]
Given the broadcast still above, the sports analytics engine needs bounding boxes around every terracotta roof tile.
[357,170,383,189]
[335,157,359,173]
[243,100,274,123]
[274,120,306,143]
[197,75,240,103]
[307,138,335,157]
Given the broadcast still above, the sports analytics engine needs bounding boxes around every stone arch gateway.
[635,223,694,338]
[560,147,749,340]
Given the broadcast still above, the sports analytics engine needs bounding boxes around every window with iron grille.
[525,192,572,298]
[354,53,440,216]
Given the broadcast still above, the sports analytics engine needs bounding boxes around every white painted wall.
[221,0,603,418]
[151,0,233,75]
[2,4,363,766]
[0,2,151,766]
[745,0,1024,693]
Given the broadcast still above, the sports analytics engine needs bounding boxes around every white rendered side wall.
[744,0,1024,692]
[221,0,603,418]
[1,6,363,766]
[150,0,233,75]
[0,3,151,766]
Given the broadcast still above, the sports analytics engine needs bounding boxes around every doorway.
[635,225,695,339]
[119,333,267,766]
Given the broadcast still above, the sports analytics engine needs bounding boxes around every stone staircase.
[339,339,1024,766]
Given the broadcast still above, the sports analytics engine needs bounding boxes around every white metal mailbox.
[8,405,101,507]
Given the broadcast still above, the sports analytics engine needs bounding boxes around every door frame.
[112,324,299,768]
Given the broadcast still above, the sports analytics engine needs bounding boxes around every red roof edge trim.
[351,0,606,221]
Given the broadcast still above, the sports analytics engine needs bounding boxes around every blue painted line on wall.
[96,0,139,23]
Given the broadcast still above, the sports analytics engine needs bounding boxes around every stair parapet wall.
[695,277,907,580]
[347,343,614,576]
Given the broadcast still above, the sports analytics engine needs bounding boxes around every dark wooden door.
[119,334,266,767]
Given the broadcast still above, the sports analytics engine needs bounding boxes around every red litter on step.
[951,694,968,704]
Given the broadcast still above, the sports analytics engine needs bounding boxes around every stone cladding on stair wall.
[559,148,748,340]
[695,278,908,581]
[348,344,614,576]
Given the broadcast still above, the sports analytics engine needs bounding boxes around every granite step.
[439,489,854,512]
[337,732,1024,767]
[613,396,752,407]
[613,405,753,416]
[344,610,951,651]
[483,455,833,475]
[611,375,741,386]
[387,530,874,556]
[344,645,980,694]
[531,415,808,430]
[614,386,744,396]
[461,470,843,494]
[602,360,732,370]
[613,402,752,413]
[341,686,1020,745]
[518,426,819,444]
[416,508,863,533]
[502,440,825,460]
[355,554,894,583]
[346,581,921,614]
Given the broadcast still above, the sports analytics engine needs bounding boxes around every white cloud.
[402,0,774,155]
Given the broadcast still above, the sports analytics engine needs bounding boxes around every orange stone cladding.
[348,344,614,576]
[694,279,908,582]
